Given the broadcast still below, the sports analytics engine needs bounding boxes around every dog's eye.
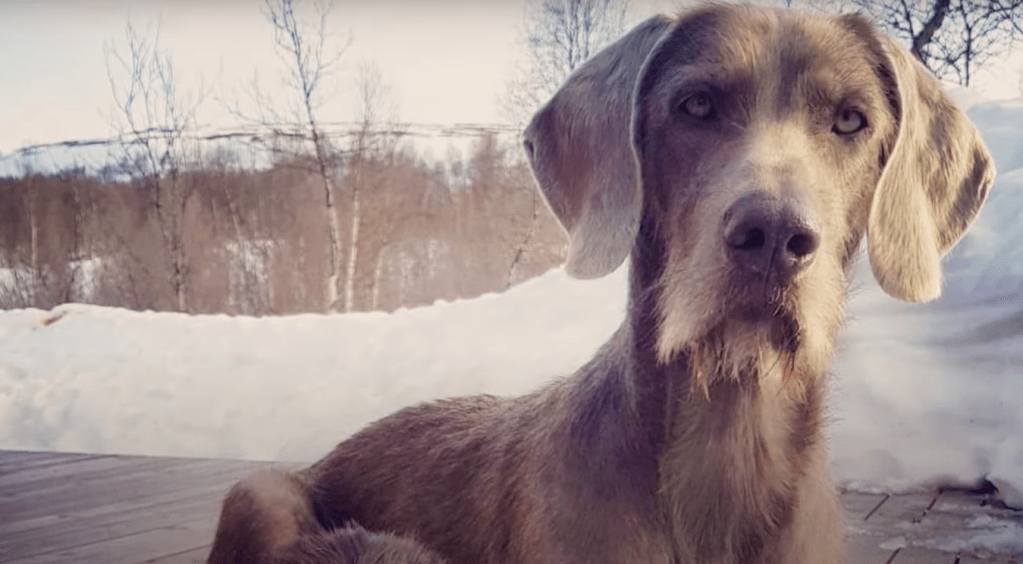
[833,109,867,135]
[680,93,715,119]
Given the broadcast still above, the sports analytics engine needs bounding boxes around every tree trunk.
[29,193,38,275]
[162,213,188,312]
[155,179,189,313]
[371,239,388,311]
[173,244,187,312]
[343,180,361,312]
[322,175,344,311]
[506,189,540,290]
[911,0,951,64]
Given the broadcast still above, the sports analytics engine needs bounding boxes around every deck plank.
[4,489,227,559]
[0,451,112,474]
[958,554,1023,563]
[12,517,215,564]
[0,457,276,528]
[146,545,210,564]
[889,546,958,563]
[1,450,1020,564]
[0,450,274,564]
[842,492,897,563]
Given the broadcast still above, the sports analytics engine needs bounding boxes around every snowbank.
[0,267,627,462]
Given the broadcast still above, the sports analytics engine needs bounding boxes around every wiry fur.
[206,4,993,564]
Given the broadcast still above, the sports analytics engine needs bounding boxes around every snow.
[0,267,627,462]
[878,536,908,551]
[1,93,1022,539]
[921,514,1023,554]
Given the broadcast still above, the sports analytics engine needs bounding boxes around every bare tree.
[343,61,402,312]
[105,19,204,312]
[226,0,410,313]
[0,162,44,308]
[498,0,626,285]
[262,0,349,311]
[840,0,1023,85]
[502,0,632,126]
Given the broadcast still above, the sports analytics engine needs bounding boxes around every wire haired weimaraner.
[207,4,993,563]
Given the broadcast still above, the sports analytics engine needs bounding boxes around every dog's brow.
[677,63,752,88]
[802,65,886,116]
[656,64,756,112]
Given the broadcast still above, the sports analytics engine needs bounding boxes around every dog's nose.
[723,193,820,279]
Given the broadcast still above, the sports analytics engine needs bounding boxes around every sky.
[0,0,669,155]
[1,0,1021,155]
[0,1,512,153]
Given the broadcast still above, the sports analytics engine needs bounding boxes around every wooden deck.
[1,450,1020,563]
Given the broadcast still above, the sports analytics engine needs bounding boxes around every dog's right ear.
[522,16,671,279]
[864,33,995,303]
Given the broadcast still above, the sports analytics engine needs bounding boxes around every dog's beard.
[680,301,803,399]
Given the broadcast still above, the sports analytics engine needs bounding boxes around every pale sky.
[0,0,670,154]
[0,1,519,153]
[1,0,1020,155]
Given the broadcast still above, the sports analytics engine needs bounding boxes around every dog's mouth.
[728,273,795,315]
[724,281,803,352]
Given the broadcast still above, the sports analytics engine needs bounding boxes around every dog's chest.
[655,363,806,564]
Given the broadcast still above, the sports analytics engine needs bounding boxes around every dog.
[206,4,993,563]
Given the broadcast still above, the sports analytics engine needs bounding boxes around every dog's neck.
[584,220,833,561]
[653,332,826,562]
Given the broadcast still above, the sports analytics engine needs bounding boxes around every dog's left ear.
[523,16,671,279]
[866,34,995,302]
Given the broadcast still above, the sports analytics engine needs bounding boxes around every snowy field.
[2,92,1023,518]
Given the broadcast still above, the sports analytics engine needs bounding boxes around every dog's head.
[524,5,993,370]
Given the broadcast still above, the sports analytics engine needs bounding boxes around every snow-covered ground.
[1,93,1022,520]
[0,266,626,464]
